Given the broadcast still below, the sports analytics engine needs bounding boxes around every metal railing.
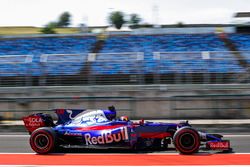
[0,51,249,86]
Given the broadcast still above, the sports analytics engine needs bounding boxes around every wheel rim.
[34,134,50,149]
[179,133,195,149]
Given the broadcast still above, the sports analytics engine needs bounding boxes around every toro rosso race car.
[23,106,231,154]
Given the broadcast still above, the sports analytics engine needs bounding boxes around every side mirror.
[178,120,191,128]
[139,119,144,125]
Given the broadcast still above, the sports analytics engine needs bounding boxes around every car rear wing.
[22,113,54,134]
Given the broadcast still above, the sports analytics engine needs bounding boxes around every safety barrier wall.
[0,84,250,120]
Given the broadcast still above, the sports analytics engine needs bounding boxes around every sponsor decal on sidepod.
[85,127,129,145]
[64,131,82,136]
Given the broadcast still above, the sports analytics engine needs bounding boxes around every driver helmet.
[105,106,116,120]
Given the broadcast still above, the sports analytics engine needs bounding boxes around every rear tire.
[30,127,57,154]
[173,127,200,154]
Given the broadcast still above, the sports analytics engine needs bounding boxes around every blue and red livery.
[23,106,231,154]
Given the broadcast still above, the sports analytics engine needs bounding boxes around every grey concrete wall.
[0,84,250,119]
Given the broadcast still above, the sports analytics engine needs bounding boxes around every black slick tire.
[173,127,200,155]
[30,127,57,154]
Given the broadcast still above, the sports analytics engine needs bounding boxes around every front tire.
[173,127,200,154]
[30,127,57,154]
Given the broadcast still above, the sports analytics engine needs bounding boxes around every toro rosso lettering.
[84,127,128,145]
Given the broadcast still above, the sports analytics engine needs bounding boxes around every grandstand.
[0,30,250,86]
[96,34,242,73]
[0,36,96,75]
[0,36,96,85]
[229,34,250,51]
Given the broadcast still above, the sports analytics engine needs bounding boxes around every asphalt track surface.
[0,133,249,153]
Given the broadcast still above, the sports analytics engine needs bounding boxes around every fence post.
[153,52,160,84]
[138,52,145,85]
[130,97,136,119]
[169,96,177,118]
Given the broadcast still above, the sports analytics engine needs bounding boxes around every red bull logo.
[84,127,129,145]
[208,141,230,150]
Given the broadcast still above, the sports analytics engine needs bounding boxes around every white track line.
[0,165,250,167]
[0,153,250,155]
[224,134,250,137]
[0,135,29,137]
[0,153,179,155]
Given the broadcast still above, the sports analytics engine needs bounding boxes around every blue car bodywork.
[23,106,231,154]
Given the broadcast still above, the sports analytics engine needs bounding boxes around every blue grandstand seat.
[229,34,250,51]
[92,34,243,74]
[0,36,96,76]
[228,34,250,63]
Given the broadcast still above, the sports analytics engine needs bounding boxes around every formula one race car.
[23,106,231,154]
